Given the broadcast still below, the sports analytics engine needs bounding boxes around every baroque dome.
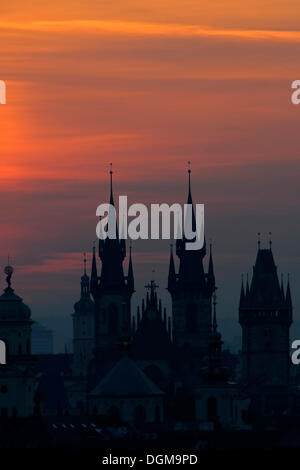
[0,286,31,321]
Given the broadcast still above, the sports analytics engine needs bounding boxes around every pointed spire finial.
[246,272,250,297]
[187,161,191,198]
[208,240,216,291]
[83,252,87,274]
[168,243,176,292]
[269,231,272,249]
[90,242,98,295]
[239,274,245,309]
[109,162,114,205]
[257,232,261,249]
[286,272,292,309]
[280,273,285,298]
[212,291,217,332]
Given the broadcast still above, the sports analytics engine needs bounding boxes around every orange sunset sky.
[1,1,300,350]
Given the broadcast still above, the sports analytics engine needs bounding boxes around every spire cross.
[144,279,159,292]
[269,231,272,249]
[187,160,191,174]
[257,232,261,249]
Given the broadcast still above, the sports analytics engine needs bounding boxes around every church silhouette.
[0,168,298,451]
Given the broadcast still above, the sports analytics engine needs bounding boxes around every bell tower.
[72,253,95,377]
[167,166,215,354]
[91,166,135,355]
[239,236,293,385]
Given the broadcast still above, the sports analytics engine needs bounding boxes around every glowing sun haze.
[0,1,300,350]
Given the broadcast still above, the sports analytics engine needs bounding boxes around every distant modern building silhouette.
[31,322,54,355]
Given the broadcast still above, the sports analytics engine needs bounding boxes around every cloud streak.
[2,19,300,42]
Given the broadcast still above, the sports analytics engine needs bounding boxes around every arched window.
[26,339,30,355]
[13,408,18,417]
[18,344,22,355]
